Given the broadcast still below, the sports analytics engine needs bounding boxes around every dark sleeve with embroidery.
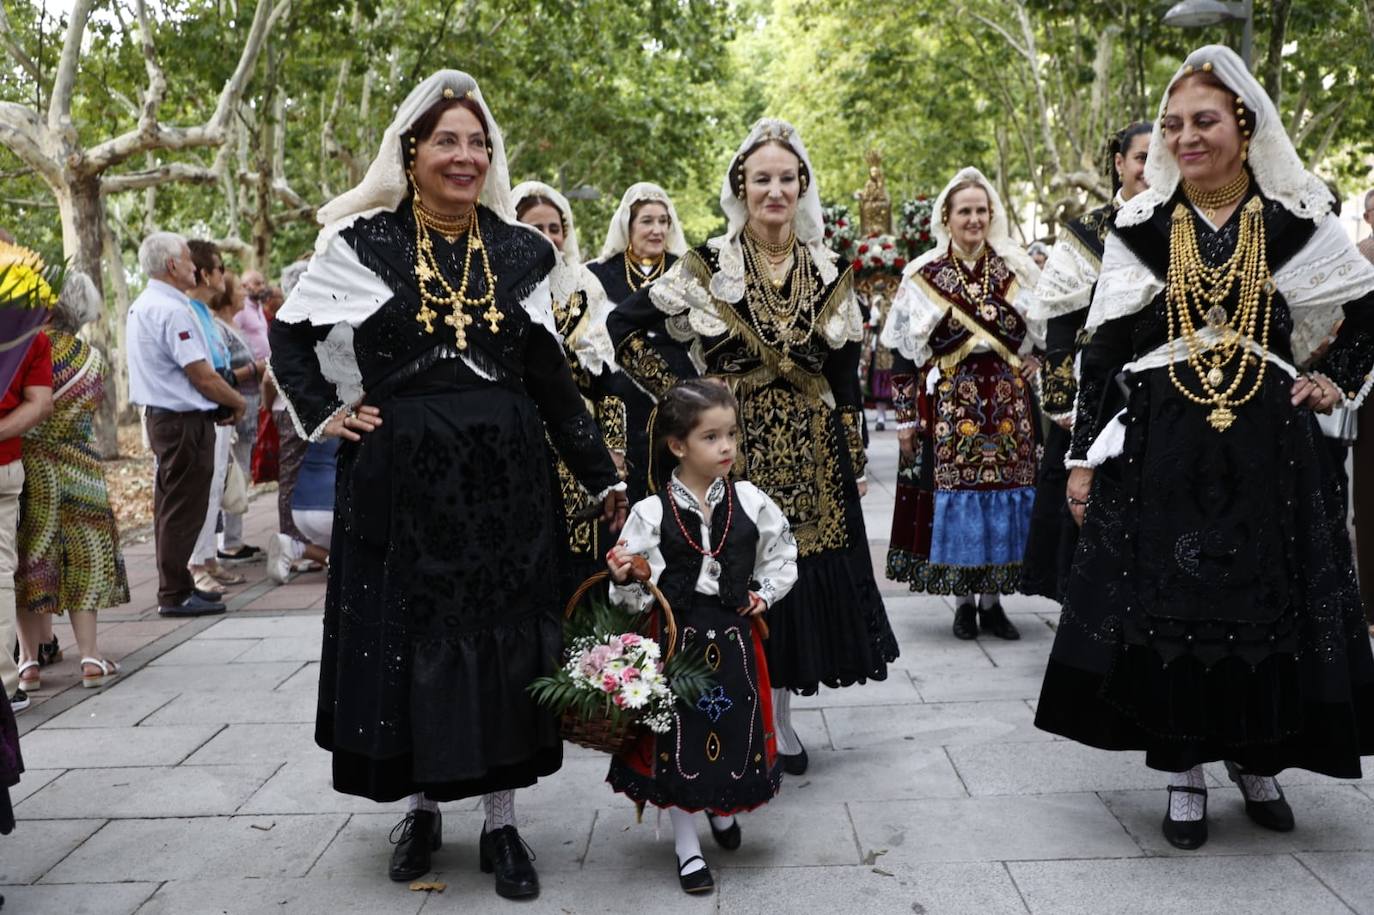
[1068,309,1137,462]
[889,351,918,428]
[821,338,868,478]
[1042,310,1086,417]
[589,368,629,452]
[525,326,620,495]
[605,286,701,399]
[268,319,345,438]
[1311,289,1374,401]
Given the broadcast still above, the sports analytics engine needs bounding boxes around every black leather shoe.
[708,814,741,850]
[978,603,1021,640]
[677,855,714,894]
[479,825,539,899]
[1224,761,1295,832]
[780,737,808,776]
[159,593,227,617]
[952,603,978,640]
[388,809,441,882]
[1161,785,1208,850]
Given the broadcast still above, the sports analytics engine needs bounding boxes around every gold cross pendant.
[445,308,474,350]
[416,304,437,334]
[483,302,504,334]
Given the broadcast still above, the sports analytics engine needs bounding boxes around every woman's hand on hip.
[325,402,382,442]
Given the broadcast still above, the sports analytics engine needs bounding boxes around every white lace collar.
[669,472,727,516]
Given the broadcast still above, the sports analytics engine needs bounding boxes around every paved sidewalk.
[4,431,1374,914]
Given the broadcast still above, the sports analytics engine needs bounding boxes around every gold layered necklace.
[952,244,993,307]
[744,225,796,289]
[412,196,502,349]
[742,232,819,374]
[1164,195,1274,432]
[1183,169,1250,223]
[624,244,665,292]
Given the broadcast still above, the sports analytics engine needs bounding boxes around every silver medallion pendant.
[707,559,722,579]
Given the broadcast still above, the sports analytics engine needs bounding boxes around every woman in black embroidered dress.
[268,71,626,897]
[513,181,624,600]
[1035,46,1374,851]
[1020,122,1151,602]
[607,118,897,776]
[586,184,689,506]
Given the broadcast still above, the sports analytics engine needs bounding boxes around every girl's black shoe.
[388,809,441,882]
[780,737,808,776]
[1161,785,1208,850]
[677,855,714,894]
[708,815,741,850]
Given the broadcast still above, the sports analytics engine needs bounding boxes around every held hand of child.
[738,592,767,617]
[605,542,651,584]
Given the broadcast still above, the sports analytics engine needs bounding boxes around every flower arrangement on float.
[0,241,63,393]
[898,196,937,260]
[529,572,714,753]
[823,198,938,279]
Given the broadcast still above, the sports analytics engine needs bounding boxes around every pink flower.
[605,637,624,659]
[620,633,642,647]
[622,666,640,682]
[612,692,626,707]
[602,672,621,693]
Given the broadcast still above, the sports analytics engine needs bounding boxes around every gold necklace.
[1164,196,1274,432]
[745,225,796,288]
[742,235,819,374]
[411,195,501,349]
[1182,170,1250,223]
[553,290,584,336]
[951,244,993,306]
[624,244,665,292]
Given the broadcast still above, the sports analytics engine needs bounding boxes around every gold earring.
[1241,140,1249,162]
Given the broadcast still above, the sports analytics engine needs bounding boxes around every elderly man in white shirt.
[127,232,246,617]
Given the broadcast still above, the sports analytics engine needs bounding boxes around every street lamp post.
[1162,0,1254,68]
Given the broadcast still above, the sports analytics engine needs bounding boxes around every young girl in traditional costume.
[605,379,797,894]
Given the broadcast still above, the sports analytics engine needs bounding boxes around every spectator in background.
[211,273,266,563]
[268,437,336,583]
[1358,189,1374,262]
[184,241,243,593]
[1027,239,1050,269]
[1,327,52,713]
[126,232,244,618]
[266,260,318,572]
[14,274,129,694]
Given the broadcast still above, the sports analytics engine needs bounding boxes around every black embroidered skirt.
[608,594,782,814]
[1019,421,1078,601]
[1035,367,1374,776]
[316,380,566,802]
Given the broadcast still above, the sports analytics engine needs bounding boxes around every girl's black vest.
[655,483,758,613]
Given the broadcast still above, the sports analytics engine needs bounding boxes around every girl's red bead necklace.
[669,482,733,579]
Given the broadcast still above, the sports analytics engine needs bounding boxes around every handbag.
[251,406,280,483]
[222,453,249,515]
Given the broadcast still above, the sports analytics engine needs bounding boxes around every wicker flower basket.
[558,571,677,755]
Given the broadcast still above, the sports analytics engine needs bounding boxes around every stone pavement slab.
[1293,852,1374,913]
[824,699,1053,750]
[1008,854,1351,914]
[16,723,221,769]
[0,817,104,883]
[132,877,425,915]
[41,814,348,882]
[0,882,158,914]
[17,763,279,819]
[139,685,317,726]
[849,795,1142,864]
[947,739,1205,797]
[717,863,1029,915]
[182,722,319,766]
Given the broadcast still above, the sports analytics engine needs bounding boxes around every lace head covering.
[512,180,582,265]
[707,117,837,303]
[312,69,518,252]
[598,182,688,261]
[1118,44,1332,228]
[909,166,1039,287]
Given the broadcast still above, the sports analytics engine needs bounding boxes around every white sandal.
[81,657,121,689]
[17,658,40,692]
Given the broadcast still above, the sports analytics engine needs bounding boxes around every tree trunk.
[58,177,121,458]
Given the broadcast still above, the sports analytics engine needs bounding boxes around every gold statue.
[858,149,892,235]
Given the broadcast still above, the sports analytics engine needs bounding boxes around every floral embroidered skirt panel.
[316,380,567,802]
[608,594,782,814]
[1035,368,1374,776]
[887,352,1038,595]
